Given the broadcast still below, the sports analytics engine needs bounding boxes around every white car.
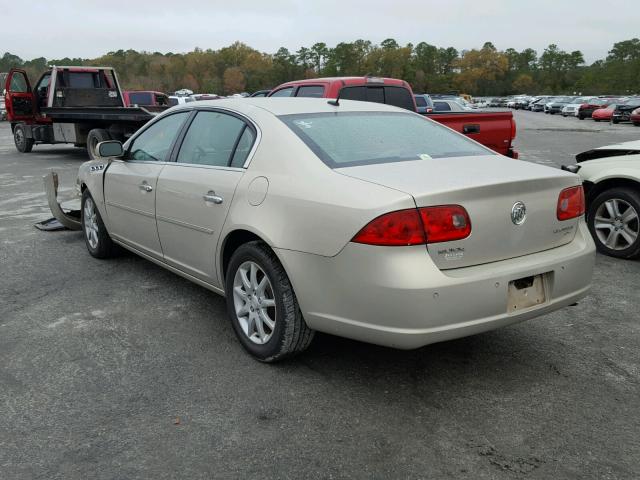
[562,97,596,117]
[57,98,594,361]
[563,140,640,258]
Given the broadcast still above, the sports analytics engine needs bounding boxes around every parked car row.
[502,94,640,125]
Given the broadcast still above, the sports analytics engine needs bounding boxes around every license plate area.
[507,274,547,313]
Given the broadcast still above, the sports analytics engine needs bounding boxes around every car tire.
[633,122,640,127]
[225,241,315,362]
[578,115,584,120]
[612,119,619,124]
[594,119,600,122]
[81,190,118,259]
[587,188,640,259]
[87,128,111,160]
[14,124,34,153]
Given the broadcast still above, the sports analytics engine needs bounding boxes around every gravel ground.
[0,112,639,480]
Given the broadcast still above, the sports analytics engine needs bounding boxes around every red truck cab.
[269,76,416,111]
[268,76,517,158]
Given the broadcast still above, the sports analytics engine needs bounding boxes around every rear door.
[104,111,191,258]
[4,69,35,122]
[155,109,255,285]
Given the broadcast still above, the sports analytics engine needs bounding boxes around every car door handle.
[138,181,153,192]
[203,191,223,204]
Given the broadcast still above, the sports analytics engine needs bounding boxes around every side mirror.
[97,140,124,158]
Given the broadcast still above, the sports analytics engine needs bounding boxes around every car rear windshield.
[279,111,492,168]
[339,86,415,111]
[128,92,154,105]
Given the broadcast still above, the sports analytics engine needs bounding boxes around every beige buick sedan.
[76,98,595,361]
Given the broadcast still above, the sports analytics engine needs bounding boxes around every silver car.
[75,98,595,361]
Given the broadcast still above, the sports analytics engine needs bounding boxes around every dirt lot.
[1,112,639,479]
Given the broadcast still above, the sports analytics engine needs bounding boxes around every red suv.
[268,76,417,111]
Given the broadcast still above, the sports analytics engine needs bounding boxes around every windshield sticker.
[293,120,313,129]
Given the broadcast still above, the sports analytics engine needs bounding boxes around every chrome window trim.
[123,105,262,170]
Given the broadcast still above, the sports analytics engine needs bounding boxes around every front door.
[4,69,35,122]
[156,109,256,285]
[104,111,191,258]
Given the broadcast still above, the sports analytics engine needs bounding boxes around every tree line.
[2,38,639,96]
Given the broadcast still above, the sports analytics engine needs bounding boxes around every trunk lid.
[338,155,581,269]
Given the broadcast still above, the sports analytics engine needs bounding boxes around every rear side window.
[280,111,491,168]
[296,85,325,98]
[415,96,427,107]
[433,101,451,111]
[177,111,248,167]
[67,72,98,88]
[230,127,257,167]
[168,98,179,107]
[271,87,294,97]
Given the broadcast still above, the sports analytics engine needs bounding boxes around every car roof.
[274,76,407,88]
[170,97,408,116]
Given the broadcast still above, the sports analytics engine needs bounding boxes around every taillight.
[511,118,517,140]
[557,186,585,221]
[351,209,425,246]
[419,205,472,243]
[352,205,471,246]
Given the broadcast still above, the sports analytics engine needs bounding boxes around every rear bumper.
[277,221,595,349]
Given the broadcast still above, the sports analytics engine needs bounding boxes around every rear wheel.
[86,128,111,160]
[612,118,619,124]
[633,122,640,126]
[587,188,640,259]
[225,241,314,362]
[14,124,34,153]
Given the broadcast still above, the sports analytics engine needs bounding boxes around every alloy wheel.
[83,196,99,249]
[232,261,277,344]
[593,198,639,250]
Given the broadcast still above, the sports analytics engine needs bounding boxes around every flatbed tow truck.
[3,66,166,158]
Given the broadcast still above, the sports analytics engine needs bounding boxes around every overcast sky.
[2,0,638,63]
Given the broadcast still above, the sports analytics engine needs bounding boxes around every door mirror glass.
[97,140,124,158]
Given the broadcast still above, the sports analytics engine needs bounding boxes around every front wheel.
[225,241,314,362]
[82,190,118,258]
[633,122,640,127]
[14,124,34,153]
[587,188,640,259]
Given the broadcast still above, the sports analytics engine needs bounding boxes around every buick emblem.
[511,201,527,225]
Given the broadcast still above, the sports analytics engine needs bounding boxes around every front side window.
[270,87,294,97]
[280,111,492,168]
[296,85,325,98]
[177,111,248,167]
[128,111,190,161]
[9,72,29,93]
